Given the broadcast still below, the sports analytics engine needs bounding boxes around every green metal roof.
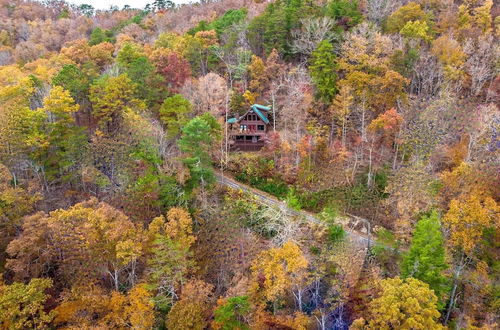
[227,104,271,125]
[252,107,270,124]
[252,104,271,112]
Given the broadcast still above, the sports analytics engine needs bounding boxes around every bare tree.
[463,36,499,98]
[292,17,338,56]
[366,0,399,25]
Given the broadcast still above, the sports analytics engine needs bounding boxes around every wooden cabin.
[227,104,271,151]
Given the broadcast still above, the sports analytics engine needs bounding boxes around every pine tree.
[401,210,449,302]
[309,40,338,102]
[177,114,221,190]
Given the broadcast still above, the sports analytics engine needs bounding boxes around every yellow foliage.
[432,35,466,81]
[55,284,154,329]
[250,241,308,302]
[352,277,444,330]
[443,191,499,253]
[243,90,257,105]
[165,207,196,248]
[43,86,79,115]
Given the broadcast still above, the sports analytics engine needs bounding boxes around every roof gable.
[228,104,271,124]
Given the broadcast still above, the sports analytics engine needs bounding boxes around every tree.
[166,279,213,330]
[147,208,196,310]
[54,284,154,328]
[400,20,432,42]
[247,0,310,57]
[431,35,466,82]
[385,2,430,33]
[330,84,353,147]
[401,210,449,302]
[309,40,338,102]
[213,296,251,330]
[352,277,444,330]
[177,114,221,190]
[324,0,362,29]
[248,55,267,97]
[116,42,145,70]
[51,64,89,102]
[78,4,94,17]
[36,86,86,182]
[0,278,55,329]
[196,73,228,116]
[250,241,308,303]
[0,163,40,230]
[159,94,192,138]
[443,191,498,254]
[125,56,167,107]
[150,48,191,92]
[89,73,144,133]
[88,27,113,46]
[6,199,143,289]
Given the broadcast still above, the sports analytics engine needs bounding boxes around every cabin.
[227,104,271,151]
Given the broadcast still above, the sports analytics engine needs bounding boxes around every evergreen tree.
[159,94,192,138]
[213,296,250,330]
[52,64,89,102]
[177,114,221,190]
[88,27,113,46]
[309,40,338,102]
[401,210,449,302]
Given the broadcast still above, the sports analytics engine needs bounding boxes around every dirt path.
[214,170,372,249]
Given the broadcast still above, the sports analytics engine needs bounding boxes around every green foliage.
[188,20,210,35]
[58,8,70,19]
[52,64,90,101]
[213,296,250,330]
[78,4,94,17]
[385,2,431,34]
[189,8,248,36]
[177,114,221,190]
[248,0,313,57]
[0,278,55,329]
[324,0,362,28]
[327,224,345,245]
[159,94,192,138]
[391,48,419,77]
[309,40,338,102]
[400,20,432,42]
[88,27,114,45]
[401,210,450,304]
[318,204,339,223]
[125,56,166,107]
[234,173,289,199]
[285,188,302,210]
[117,43,144,69]
[211,8,248,36]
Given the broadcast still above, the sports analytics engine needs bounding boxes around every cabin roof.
[227,104,271,125]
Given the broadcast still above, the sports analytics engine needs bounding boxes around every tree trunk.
[445,252,466,323]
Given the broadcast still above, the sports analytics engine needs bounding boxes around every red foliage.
[151,49,191,93]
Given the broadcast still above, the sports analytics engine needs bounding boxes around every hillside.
[0,0,499,329]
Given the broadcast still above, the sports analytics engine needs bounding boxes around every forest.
[0,0,498,329]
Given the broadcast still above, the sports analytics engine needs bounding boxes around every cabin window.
[257,125,265,131]
[240,124,247,131]
[249,125,256,131]
[235,135,244,141]
[245,136,253,141]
